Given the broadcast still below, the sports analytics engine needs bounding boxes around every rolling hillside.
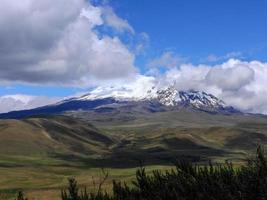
[0,116,114,168]
[1,108,267,168]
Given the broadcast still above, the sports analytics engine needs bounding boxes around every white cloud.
[148,51,185,69]
[206,62,254,91]
[0,0,137,87]
[206,54,220,62]
[101,6,134,34]
[0,94,60,113]
[205,51,243,62]
[134,32,150,55]
[80,75,157,100]
[162,63,210,90]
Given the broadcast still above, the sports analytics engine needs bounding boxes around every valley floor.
[0,165,173,200]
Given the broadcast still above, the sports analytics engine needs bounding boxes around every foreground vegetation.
[0,165,171,200]
[14,146,267,200]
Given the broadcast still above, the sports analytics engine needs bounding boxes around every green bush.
[61,169,111,200]
[15,191,28,200]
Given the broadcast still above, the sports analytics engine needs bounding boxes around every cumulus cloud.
[0,0,137,87]
[206,64,254,91]
[0,94,60,113]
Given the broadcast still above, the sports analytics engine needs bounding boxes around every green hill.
[1,109,267,167]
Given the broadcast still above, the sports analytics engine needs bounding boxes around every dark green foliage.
[61,146,267,200]
[61,178,79,200]
[61,169,111,200]
[15,191,27,200]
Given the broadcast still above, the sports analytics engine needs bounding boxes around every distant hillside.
[1,108,267,168]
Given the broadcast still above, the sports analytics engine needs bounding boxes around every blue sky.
[1,0,267,114]
[109,0,267,61]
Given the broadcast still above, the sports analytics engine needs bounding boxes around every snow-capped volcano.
[68,84,229,111]
[0,84,238,119]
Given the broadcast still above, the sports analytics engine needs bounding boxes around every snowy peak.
[154,86,228,111]
[156,86,179,106]
[155,86,225,107]
[178,91,226,108]
[0,84,239,119]
[67,84,232,112]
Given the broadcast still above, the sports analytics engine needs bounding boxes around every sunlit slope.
[0,116,113,166]
[1,109,267,167]
[68,109,267,162]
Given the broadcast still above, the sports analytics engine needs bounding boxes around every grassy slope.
[1,110,267,199]
[0,115,114,166]
[0,165,173,200]
[69,109,267,163]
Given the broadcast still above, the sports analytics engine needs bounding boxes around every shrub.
[15,191,28,200]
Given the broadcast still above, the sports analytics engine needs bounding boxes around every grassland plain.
[0,164,173,200]
[1,110,267,199]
